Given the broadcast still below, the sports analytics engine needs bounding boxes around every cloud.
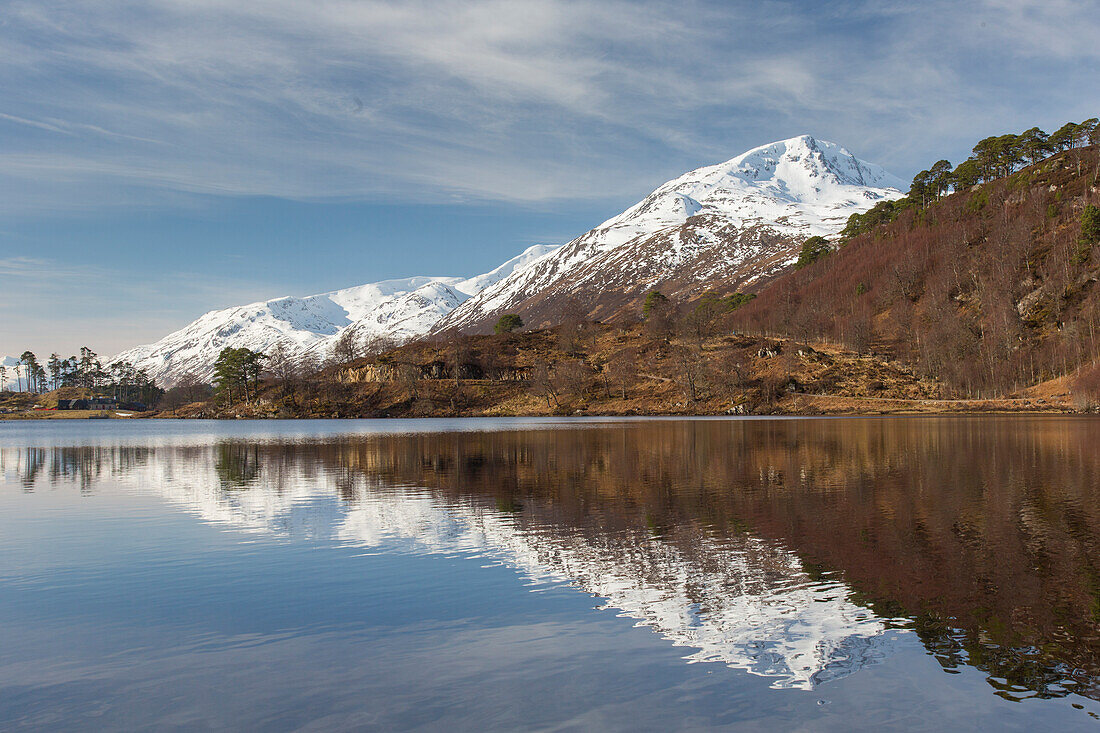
[3,0,1097,358]
[0,0,1096,214]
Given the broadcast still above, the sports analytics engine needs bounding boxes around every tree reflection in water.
[7,416,1100,702]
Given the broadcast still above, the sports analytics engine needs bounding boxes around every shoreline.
[0,404,1084,421]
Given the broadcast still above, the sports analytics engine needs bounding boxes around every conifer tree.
[795,236,831,269]
[643,290,669,318]
[1019,127,1051,163]
[494,314,524,334]
[928,160,953,199]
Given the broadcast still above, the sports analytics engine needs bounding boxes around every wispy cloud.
[2,0,1097,357]
[0,0,1096,213]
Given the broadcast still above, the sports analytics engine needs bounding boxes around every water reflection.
[5,417,1100,703]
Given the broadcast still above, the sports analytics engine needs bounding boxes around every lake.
[2,416,1100,730]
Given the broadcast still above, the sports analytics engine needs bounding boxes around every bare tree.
[531,359,559,408]
[607,349,638,399]
[395,362,421,400]
[295,350,322,381]
[331,328,363,364]
[845,313,873,357]
[364,335,398,357]
[161,372,213,411]
[705,350,748,403]
[177,372,204,403]
[480,338,502,381]
[444,330,472,384]
[555,296,589,354]
[266,342,300,399]
[669,344,701,401]
[556,359,593,401]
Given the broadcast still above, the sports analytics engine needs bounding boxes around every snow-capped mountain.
[113,244,558,385]
[113,135,902,385]
[434,135,905,332]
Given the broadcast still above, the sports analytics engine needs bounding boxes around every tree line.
[1,347,162,405]
[843,117,1099,238]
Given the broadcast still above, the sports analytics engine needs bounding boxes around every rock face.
[112,245,558,386]
[433,135,905,332]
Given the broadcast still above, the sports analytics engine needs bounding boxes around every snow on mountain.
[113,244,559,386]
[434,135,905,332]
[0,355,21,391]
[456,244,559,294]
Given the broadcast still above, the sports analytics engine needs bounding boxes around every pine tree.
[47,354,62,390]
[1019,127,1051,164]
[213,347,265,405]
[494,314,524,334]
[910,170,933,207]
[951,159,982,189]
[928,160,953,199]
[642,290,669,318]
[1050,122,1078,152]
[795,236,831,269]
[19,351,39,394]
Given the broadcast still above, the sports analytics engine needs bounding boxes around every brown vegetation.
[731,146,1100,399]
[155,317,1080,419]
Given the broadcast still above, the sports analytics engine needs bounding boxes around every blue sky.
[2,0,1098,358]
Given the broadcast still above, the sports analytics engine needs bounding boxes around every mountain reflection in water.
[6,417,1100,704]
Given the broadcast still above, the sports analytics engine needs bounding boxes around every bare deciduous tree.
[669,344,701,401]
[607,349,638,399]
[556,359,593,400]
[531,359,559,408]
[444,330,472,384]
[389,362,418,400]
[331,329,363,364]
[705,350,748,403]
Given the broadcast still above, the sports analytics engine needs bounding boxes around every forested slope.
[732,145,1100,398]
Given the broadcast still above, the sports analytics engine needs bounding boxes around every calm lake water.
[3,416,1100,731]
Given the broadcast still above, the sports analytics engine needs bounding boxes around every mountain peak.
[702,135,906,196]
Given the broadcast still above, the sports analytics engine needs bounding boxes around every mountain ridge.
[112,244,559,385]
[433,135,904,333]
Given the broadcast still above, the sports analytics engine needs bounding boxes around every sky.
[2,0,1099,358]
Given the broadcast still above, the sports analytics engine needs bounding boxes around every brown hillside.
[731,146,1100,398]
[167,324,1079,419]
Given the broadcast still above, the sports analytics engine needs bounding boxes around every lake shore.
[1,397,1079,420]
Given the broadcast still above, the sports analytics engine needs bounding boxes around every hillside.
[731,145,1100,398]
[155,321,1084,420]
